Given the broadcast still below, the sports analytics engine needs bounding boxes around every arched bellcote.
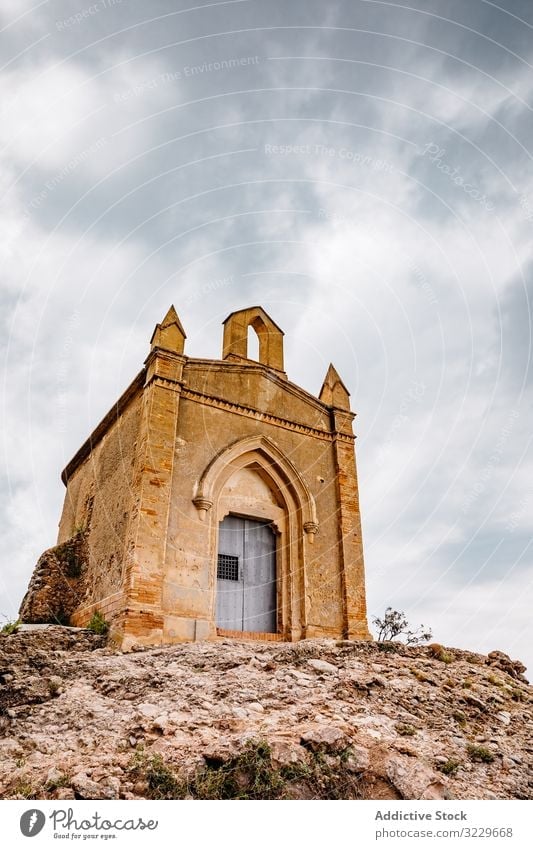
[222,306,284,372]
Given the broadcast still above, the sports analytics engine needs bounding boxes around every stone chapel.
[20,306,372,649]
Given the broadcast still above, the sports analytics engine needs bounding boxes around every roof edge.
[61,369,146,486]
[222,306,285,335]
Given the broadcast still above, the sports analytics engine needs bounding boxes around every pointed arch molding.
[192,435,318,534]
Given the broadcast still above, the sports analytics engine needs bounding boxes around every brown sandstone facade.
[20,306,371,649]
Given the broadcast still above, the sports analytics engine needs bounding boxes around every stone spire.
[318,363,351,410]
[150,305,186,355]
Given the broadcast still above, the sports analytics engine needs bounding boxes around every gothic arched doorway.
[193,435,319,640]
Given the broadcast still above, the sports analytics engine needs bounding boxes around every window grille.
[217,554,239,581]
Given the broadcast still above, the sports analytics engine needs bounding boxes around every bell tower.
[222,306,285,373]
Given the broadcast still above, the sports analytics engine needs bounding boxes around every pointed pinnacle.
[160,305,186,337]
[323,363,350,395]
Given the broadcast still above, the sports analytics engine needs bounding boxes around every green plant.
[372,607,432,645]
[438,758,461,776]
[428,643,453,663]
[395,723,416,737]
[452,711,467,727]
[376,641,400,653]
[467,744,494,764]
[87,611,109,635]
[411,668,431,683]
[45,773,71,791]
[128,745,146,769]
[1,618,21,635]
[11,779,35,798]
[145,754,182,799]
[55,538,84,579]
[131,740,363,801]
[188,740,286,800]
[48,678,62,696]
[487,674,503,687]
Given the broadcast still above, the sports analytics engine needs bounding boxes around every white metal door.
[216,515,276,633]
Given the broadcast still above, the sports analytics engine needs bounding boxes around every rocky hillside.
[0,627,531,800]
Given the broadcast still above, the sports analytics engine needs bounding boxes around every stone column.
[331,407,373,640]
[120,348,185,648]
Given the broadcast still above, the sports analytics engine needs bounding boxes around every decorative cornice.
[145,374,184,392]
[184,357,333,417]
[144,348,186,368]
[181,387,340,442]
[60,352,357,488]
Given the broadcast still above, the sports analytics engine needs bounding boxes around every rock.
[18,534,89,626]
[232,707,248,719]
[300,726,347,753]
[136,703,160,720]
[421,782,447,800]
[307,659,338,674]
[464,695,487,712]
[72,773,104,800]
[100,777,120,800]
[344,745,371,772]
[269,739,307,767]
[202,741,237,766]
[133,781,148,796]
[0,632,530,801]
[386,755,446,800]
[487,651,527,682]
[153,715,174,734]
[55,787,76,800]
[46,766,64,785]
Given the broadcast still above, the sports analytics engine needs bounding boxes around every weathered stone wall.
[19,533,89,624]
[57,388,143,609]
[187,359,333,431]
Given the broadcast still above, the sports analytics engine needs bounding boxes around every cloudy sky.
[1,0,531,671]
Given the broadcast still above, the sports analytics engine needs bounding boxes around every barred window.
[217,554,239,581]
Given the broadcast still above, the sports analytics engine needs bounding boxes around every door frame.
[194,436,319,641]
[216,504,286,637]
[216,512,279,634]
